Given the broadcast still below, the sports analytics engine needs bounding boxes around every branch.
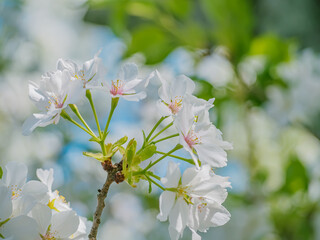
[88,161,123,240]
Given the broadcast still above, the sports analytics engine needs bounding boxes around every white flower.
[1,215,39,240]
[36,168,71,212]
[57,52,104,90]
[31,204,79,240]
[196,49,234,88]
[175,97,232,168]
[0,162,48,217]
[22,69,83,135]
[155,70,195,116]
[157,162,231,240]
[71,216,92,240]
[104,63,149,101]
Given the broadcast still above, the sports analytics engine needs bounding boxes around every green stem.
[155,151,195,165]
[147,171,161,180]
[148,121,173,143]
[86,90,102,138]
[61,110,96,138]
[144,144,182,172]
[69,104,95,136]
[145,174,165,191]
[152,133,179,144]
[102,97,119,140]
[146,116,168,141]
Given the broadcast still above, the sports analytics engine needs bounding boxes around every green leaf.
[89,136,101,142]
[126,24,176,64]
[0,166,2,179]
[282,156,309,194]
[249,34,292,65]
[125,139,137,169]
[113,136,128,148]
[137,144,157,162]
[200,0,253,62]
[83,152,110,162]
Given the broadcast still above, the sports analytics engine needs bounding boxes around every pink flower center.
[110,79,124,96]
[168,96,183,114]
[184,130,201,148]
[48,96,65,109]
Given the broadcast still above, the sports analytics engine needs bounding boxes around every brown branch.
[88,161,124,240]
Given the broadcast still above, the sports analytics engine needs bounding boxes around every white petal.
[51,210,79,238]
[21,180,48,202]
[1,215,40,240]
[3,162,27,190]
[122,91,147,101]
[157,191,176,221]
[36,168,54,192]
[11,194,36,217]
[57,59,78,74]
[156,99,173,117]
[181,167,198,186]
[210,204,231,227]
[31,204,52,235]
[191,229,202,240]
[28,82,49,111]
[22,113,56,136]
[168,198,189,239]
[0,185,12,221]
[161,162,181,188]
[194,144,227,168]
[118,63,138,82]
[123,79,143,91]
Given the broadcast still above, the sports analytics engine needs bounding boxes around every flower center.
[110,79,124,96]
[197,197,207,213]
[41,232,57,240]
[184,130,201,148]
[168,96,183,114]
[10,185,22,200]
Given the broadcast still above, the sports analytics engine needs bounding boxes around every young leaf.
[83,152,111,162]
[136,144,157,161]
[113,136,128,148]
[0,166,2,179]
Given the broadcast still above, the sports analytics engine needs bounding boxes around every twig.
[88,161,123,240]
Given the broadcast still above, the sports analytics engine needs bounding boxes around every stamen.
[110,79,124,96]
[184,130,201,148]
[168,96,183,114]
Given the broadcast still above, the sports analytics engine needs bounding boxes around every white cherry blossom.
[22,69,83,135]
[57,52,103,90]
[36,168,71,212]
[158,162,231,240]
[103,63,149,101]
[155,70,195,116]
[0,162,48,217]
[175,98,232,168]
[31,204,79,240]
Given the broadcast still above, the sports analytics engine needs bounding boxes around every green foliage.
[283,156,309,194]
[113,136,128,148]
[83,151,110,162]
[249,34,292,65]
[136,144,156,162]
[125,24,175,64]
[0,166,2,179]
[85,0,254,64]
[200,0,253,63]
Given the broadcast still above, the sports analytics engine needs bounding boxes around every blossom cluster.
[153,71,232,239]
[22,54,148,136]
[0,162,91,240]
[21,53,232,240]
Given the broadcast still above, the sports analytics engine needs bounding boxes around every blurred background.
[1,0,320,239]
